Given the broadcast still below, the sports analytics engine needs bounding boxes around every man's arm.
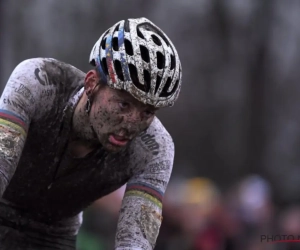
[115,126,175,250]
[0,59,45,196]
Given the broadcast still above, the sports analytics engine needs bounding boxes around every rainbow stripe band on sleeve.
[125,182,163,209]
[0,110,28,137]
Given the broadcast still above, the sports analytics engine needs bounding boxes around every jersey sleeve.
[0,59,46,196]
[114,120,175,250]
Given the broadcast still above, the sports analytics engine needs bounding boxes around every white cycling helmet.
[89,17,182,107]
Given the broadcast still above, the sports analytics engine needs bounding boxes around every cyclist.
[0,17,182,250]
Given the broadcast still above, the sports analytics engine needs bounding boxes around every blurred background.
[2,0,300,249]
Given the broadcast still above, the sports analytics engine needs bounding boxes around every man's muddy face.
[89,85,158,152]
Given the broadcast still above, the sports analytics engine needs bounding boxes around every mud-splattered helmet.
[89,17,182,107]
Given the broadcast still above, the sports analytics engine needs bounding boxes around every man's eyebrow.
[117,93,133,102]
[113,91,128,100]
[116,90,159,110]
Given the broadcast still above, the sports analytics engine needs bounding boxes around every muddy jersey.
[0,58,174,250]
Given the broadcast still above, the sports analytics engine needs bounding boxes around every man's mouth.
[108,134,130,147]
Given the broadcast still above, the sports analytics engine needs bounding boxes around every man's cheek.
[91,122,102,133]
[139,121,151,132]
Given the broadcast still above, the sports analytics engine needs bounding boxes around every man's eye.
[119,102,129,109]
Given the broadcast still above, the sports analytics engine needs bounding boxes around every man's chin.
[103,142,127,153]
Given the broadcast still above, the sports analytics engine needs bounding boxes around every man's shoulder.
[16,57,75,69]
[10,58,85,94]
[3,58,85,120]
[130,117,174,157]
[144,116,173,144]
[125,117,175,188]
[17,57,85,78]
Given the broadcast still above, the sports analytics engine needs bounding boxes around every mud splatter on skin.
[87,85,157,153]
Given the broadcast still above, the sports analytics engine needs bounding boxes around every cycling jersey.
[0,58,174,250]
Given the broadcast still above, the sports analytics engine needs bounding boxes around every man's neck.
[72,94,94,141]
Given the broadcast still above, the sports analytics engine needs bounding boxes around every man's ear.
[84,70,99,96]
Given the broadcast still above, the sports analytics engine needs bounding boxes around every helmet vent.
[125,39,134,56]
[173,79,180,94]
[151,34,162,46]
[157,52,165,69]
[155,75,162,94]
[140,45,150,63]
[112,37,119,51]
[143,70,151,92]
[170,54,175,70]
[137,29,145,39]
[114,60,124,81]
[124,20,130,32]
[129,64,145,91]
[169,79,180,95]
[90,59,96,67]
[161,77,172,97]
[101,58,109,75]
[101,38,107,50]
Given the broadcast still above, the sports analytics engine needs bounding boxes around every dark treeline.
[1,0,300,205]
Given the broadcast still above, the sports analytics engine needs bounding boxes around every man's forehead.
[113,88,158,110]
